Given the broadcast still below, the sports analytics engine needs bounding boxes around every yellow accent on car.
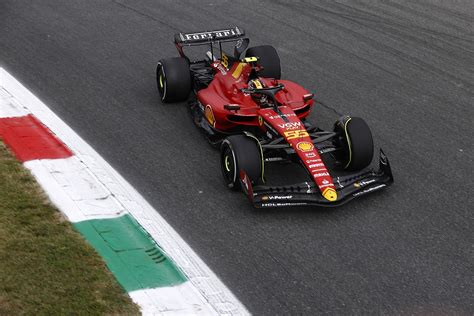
[296,141,314,152]
[284,130,310,140]
[242,56,257,63]
[322,187,338,202]
[204,105,215,127]
[250,79,263,89]
[221,53,229,69]
[232,63,244,79]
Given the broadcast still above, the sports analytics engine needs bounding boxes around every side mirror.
[303,93,314,102]
[234,38,250,59]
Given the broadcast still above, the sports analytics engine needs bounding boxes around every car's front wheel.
[220,135,264,190]
[333,116,374,171]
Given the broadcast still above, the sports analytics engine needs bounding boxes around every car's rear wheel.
[245,45,281,79]
[156,57,192,103]
[333,116,374,171]
[220,135,264,190]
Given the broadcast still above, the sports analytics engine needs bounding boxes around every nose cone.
[322,187,338,202]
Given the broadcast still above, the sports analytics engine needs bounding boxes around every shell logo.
[296,141,314,152]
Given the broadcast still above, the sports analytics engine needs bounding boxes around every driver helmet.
[248,78,271,105]
[248,78,265,90]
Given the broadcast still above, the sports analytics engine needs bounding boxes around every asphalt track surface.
[1,1,473,314]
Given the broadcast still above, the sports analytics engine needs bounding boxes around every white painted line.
[0,87,29,118]
[25,157,126,223]
[129,283,220,315]
[1,67,249,315]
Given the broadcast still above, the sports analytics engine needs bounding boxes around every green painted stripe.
[73,214,186,292]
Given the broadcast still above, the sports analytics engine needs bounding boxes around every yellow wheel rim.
[225,155,231,172]
[159,73,164,89]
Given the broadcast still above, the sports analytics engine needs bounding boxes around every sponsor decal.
[267,113,297,120]
[311,168,327,172]
[258,116,264,126]
[277,122,301,130]
[305,152,316,158]
[322,187,337,202]
[182,29,238,41]
[264,157,283,162]
[284,129,309,140]
[313,172,330,178]
[308,163,324,168]
[261,202,307,207]
[204,105,215,127]
[221,53,229,69]
[215,63,227,75]
[261,195,293,201]
[319,148,335,154]
[353,184,386,197]
[322,179,329,185]
[296,141,314,152]
[319,183,334,188]
[306,159,321,163]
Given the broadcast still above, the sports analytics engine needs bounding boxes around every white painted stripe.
[129,283,219,315]
[25,157,126,223]
[1,67,249,315]
[0,87,29,118]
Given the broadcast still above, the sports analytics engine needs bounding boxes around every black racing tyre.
[220,135,264,190]
[333,116,374,171]
[156,57,192,103]
[245,45,281,79]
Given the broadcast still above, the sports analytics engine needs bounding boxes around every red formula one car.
[156,27,393,208]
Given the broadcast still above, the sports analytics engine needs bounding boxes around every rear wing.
[174,26,245,46]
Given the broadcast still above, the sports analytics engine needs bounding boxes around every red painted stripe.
[0,115,72,162]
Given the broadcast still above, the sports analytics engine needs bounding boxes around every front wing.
[239,149,394,208]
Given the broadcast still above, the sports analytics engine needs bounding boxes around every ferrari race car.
[156,27,393,208]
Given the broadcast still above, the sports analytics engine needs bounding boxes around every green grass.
[0,142,140,315]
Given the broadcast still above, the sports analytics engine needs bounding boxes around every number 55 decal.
[284,130,309,140]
